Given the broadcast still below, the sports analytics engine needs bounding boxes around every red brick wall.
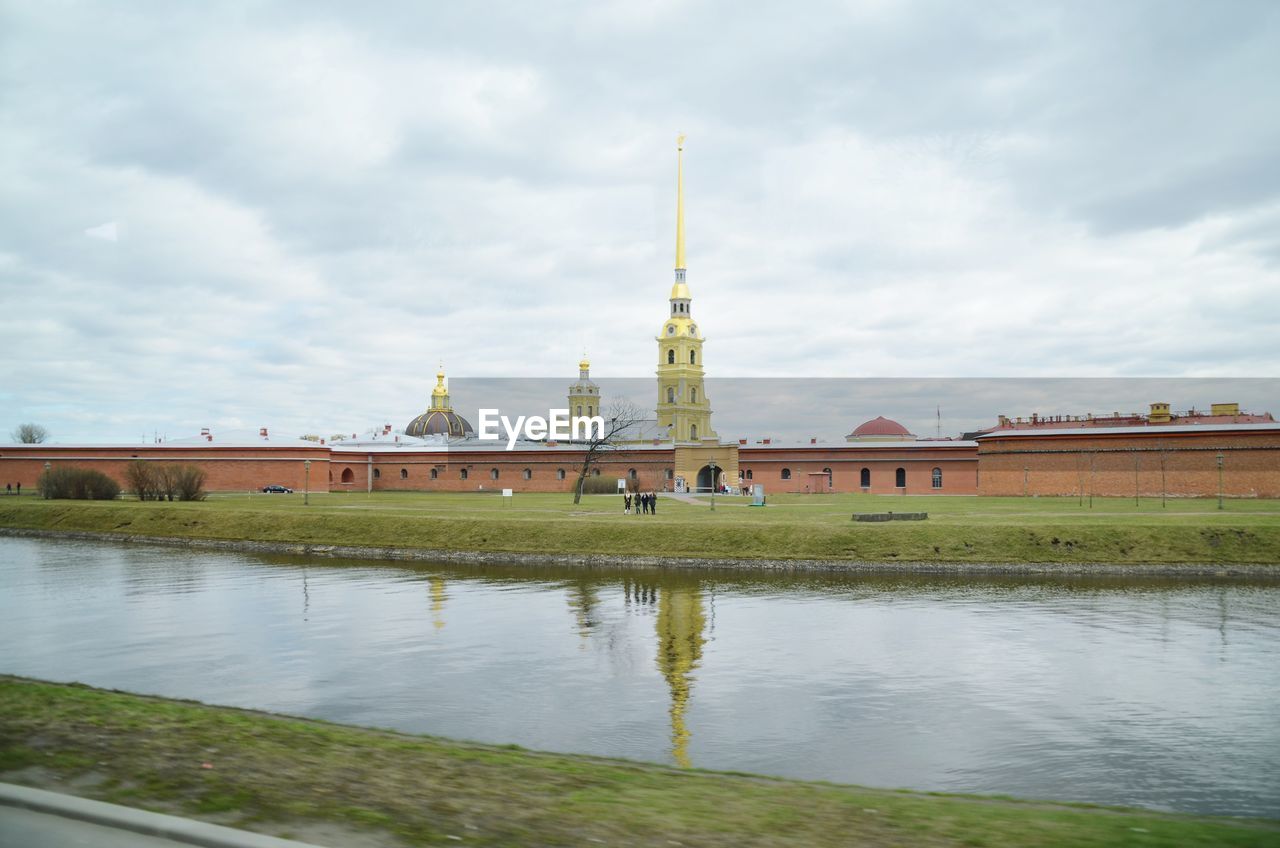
[737,446,978,494]
[336,449,676,493]
[976,430,1280,498]
[0,445,332,493]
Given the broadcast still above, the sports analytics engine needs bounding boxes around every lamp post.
[708,459,717,512]
[1216,453,1224,511]
[304,459,311,506]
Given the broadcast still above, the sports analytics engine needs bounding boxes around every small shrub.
[125,461,156,501]
[124,461,206,501]
[171,465,207,501]
[38,467,121,500]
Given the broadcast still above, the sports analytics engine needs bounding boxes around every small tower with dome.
[568,356,599,420]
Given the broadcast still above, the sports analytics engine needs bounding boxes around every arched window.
[557,468,566,480]
[781,468,792,480]
[523,468,532,480]
[576,405,582,416]
[430,468,438,480]
[587,406,593,416]
[823,467,832,487]
[690,424,697,440]
[690,387,697,403]
[667,387,675,403]
[895,467,906,488]
[400,468,408,479]
[690,350,696,364]
[460,468,468,480]
[490,468,500,480]
[665,468,674,480]
[373,468,381,479]
[932,467,943,489]
[628,468,637,480]
[341,468,354,483]
[667,349,675,364]
[591,468,601,476]
[860,467,870,488]
[745,469,753,480]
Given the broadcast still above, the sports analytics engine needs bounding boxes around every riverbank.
[3,677,1276,847]
[2,494,1279,572]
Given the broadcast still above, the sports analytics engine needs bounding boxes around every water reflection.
[3,537,1279,818]
[655,585,706,767]
[429,576,447,631]
[566,580,600,642]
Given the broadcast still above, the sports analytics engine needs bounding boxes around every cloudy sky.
[2,1,1278,443]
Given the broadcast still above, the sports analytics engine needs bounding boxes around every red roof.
[850,416,912,437]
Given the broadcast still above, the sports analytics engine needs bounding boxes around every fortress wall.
[0,445,332,493]
[976,430,1280,498]
[737,446,979,495]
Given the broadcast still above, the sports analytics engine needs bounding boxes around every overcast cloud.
[2,0,1278,443]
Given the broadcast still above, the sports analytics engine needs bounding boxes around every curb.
[0,782,327,848]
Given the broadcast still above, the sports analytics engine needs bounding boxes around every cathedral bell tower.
[568,356,599,419]
[656,135,716,444]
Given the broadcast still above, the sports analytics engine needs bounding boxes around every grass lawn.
[1,491,1279,564]
[2,677,1276,848]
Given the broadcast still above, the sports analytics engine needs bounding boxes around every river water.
[2,537,1278,817]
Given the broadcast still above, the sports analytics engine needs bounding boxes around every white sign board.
[617,478,627,491]
[502,488,513,497]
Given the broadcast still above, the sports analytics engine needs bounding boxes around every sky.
[2,0,1278,443]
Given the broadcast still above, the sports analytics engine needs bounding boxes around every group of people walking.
[4,482,20,495]
[624,491,658,515]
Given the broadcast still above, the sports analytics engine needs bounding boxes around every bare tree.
[570,399,647,505]
[11,423,48,443]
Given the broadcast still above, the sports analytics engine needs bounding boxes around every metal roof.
[975,423,1280,439]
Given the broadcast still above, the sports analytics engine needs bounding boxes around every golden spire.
[675,134,686,270]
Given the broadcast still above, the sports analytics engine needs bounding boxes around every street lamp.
[708,459,717,512]
[1216,453,1224,511]
[304,459,311,506]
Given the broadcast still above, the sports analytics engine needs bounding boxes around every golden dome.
[579,357,591,371]
[405,409,474,439]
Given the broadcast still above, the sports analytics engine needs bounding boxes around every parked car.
[262,485,293,494]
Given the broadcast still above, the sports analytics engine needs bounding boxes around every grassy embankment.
[2,492,1280,564]
[2,677,1276,848]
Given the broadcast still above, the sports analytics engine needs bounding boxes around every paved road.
[0,783,327,848]
[0,804,204,847]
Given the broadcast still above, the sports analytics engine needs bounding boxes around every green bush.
[38,467,121,500]
[124,461,207,501]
